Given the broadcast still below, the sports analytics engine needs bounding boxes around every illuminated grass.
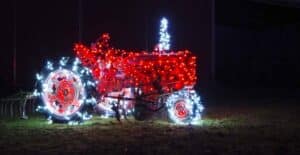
[0,104,299,154]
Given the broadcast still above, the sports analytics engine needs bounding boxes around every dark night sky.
[216,0,300,89]
[0,0,212,96]
[1,0,300,97]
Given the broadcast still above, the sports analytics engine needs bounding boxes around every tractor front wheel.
[166,89,204,124]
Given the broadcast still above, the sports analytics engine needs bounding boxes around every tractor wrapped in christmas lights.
[35,34,203,124]
[35,18,203,125]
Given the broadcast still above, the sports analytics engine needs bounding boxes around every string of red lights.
[74,33,197,95]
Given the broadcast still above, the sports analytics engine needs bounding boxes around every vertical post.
[2,101,4,116]
[3,102,5,116]
[19,99,22,116]
[145,17,149,51]
[10,101,14,117]
[78,0,82,42]
[21,96,28,119]
[0,101,3,116]
[4,102,7,116]
[13,0,17,87]
[211,0,215,83]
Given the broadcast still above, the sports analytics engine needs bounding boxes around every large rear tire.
[41,69,86,121]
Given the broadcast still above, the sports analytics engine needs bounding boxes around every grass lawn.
[0,102,299,154]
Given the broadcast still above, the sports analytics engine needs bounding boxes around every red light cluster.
[74,33,197,95]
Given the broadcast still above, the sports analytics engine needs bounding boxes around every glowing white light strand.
[35,57,94,124]
[158,17,171,52]
[72,58,81,72]
[41,69,86,116]
[36,73,43,81]
[95,88,135,118]
[86,97,97,105]
[59,57,69,66]
[46,61,54,70]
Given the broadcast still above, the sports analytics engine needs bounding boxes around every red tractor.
[35,19,203,125]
